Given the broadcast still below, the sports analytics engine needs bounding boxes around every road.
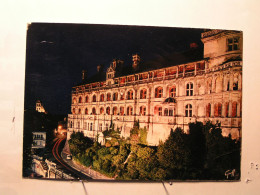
[52,138,92,180]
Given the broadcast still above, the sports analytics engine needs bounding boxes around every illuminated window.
[164,108,168,116]
[185,104,192,117]
[100,94,104,102]
[214,103,222,117]
[92,107,96,115]
[169,85,176,97]
[107,93,111,101]
[127,106,133,115]
[120,107,124,115]
[140,106,146,116]
[106,107,110,115]
[113,107,117,115]
[154,106,162,116]
[120,92,125,100]
[72,108,76,114]
[155,87,163,98]
[232,101,237,117]
[113,92,118,101]
[92,95,96,102]
[140,89,147,99]
[206,103,211,117]
[100,107,104,114]
[186,82,193,96]
[233,76,239,90]
[227,37,239,51]
[127,90,134,100]
[169,108,174,116]
[85,108,88,115]
[225,102,229,117]
[79,96,82,103]
[73,98,77,104]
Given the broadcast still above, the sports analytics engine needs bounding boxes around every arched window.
[169,108,174,116]
[99,123,102,132]
[100,94,104,102]
[233,76,238,90]
[85,108,88,115]
[207,79,212,94]
[92,95,96,102]
[120,107,124,115]
[225,102,229,117]
[107,93,111,101]
[78,108,81,114]
[206,103,211,117]
[92,107,96,115]
[73,98,77,104]
[155,87,163,98]
[185,104,192,117]
[113,92,118,101]
[79,96,82,103]
[154,106,162,116]
[227,80,230,91]
[85,95,89,103]
[140,106,146,116]
[169,85,176,97]
[100,107,104,114]
[232,101,237,117]
[106,107,110,115]
[127,90,134,100]
[72,108,76,114]
[140,89,147,99]
[164,108,169,116]
[127,106,133,115]
[120,92,125,100]
[113,107,117,115]
[186,82,193,96]
[214,103,222,117]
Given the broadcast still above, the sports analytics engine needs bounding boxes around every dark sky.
[25,23,205,115]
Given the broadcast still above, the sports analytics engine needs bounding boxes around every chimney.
[132,54,140,70]
[82,70,87,81]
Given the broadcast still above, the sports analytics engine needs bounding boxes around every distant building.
[68,30,242,145]
[36,100,46,113]
[32,131,46,148]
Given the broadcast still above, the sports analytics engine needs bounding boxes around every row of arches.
[206,73,241,94]
[205,102,239,118]
[72,101,240,118]
[73,85,180,104]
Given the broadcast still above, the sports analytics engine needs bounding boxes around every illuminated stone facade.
[36,100,46,113]
[67,30,242,145]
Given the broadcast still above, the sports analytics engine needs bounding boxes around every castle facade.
[67,30,242,145]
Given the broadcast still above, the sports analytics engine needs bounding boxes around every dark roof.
[76,47,203,86]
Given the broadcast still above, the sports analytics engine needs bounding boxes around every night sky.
[25,23,205,115]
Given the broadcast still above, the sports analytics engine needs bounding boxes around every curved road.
[52,138,92,180]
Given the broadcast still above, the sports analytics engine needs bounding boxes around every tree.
[188,122,206,170]
[156,128,191,179]
[69,132,93,155]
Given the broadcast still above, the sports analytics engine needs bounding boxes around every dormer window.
[227,37,239,51]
